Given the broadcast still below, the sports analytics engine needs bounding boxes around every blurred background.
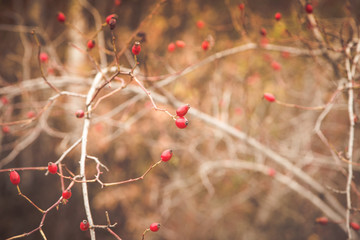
[0,0,359,239]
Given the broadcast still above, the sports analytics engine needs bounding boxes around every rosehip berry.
[149,223,160,232]
[175,117,188,129]
[80,220,90,231]
[75,109,85,118]
[315,217,328,225]
[109,18,117,30]
[1,96,9,105]
[2,126,10,134]
[106,14,117,24]
[196,20,205,29]
[176,104,190,117]
[275,12,282,21]
[305,4,313,14]
[10,170,20,185]
[48,162,58,174]
[175,40,186,48]
[238,3,245,11]
[281,51,290,58]
[87,40,95,50]
[168,42,176,52]
[57,12,66,23]
[161,149,173,162]
[114,0,121,6]
[271,61,281,71]
[62,190,72,200]
[132,41,141,55]
[260,28,267,37]
[263,93,276,102]
[27,111,36,119]
[201,40,210,51]
[268,168,276,177]
[351,222,360,231]
[39,52,49,63]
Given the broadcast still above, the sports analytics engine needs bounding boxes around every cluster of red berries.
[167,40,186,53]
[175,104,190,129]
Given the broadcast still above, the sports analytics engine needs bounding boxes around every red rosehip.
[275,12,282,21]
[238,3,245,11]
[80,220,90,231]
[87,40,95,50]
[168,42,176,52]
[149,223,160,232]
[268,168,276,177]
[175,117,188,129]
[196,20,205,29]
[175,40,186,48]
[281,51,290,58]
[109,18,117,30]
[27,111,36,119]
[176,104,190,117]
[39,52,49,63]
[62,190,72,200]
[263,93,276,102]
[260,28,267,37]
[132,41,141,55]
[2,126,10,134]
[271,61,282,71]
[161,149,173,162]
[351,222,360,231]
[57,12,66,23]
[48,162,58,174]
[114,0,121,6]
[315,217,328,225]
[10,170,20,185]
[1,96,9,105]
[305,4,313,14]
[201,40,210,51]
[106,14,117,24]
[75,110,85,118]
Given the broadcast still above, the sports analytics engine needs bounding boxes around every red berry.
[10,170,20,185]
[196,20,205,29]
[114,0,121,6]
[109,18,117,30]
[305,4,313,14]
[2,126,10,134]
[48,162,58,174]
[1,96,9,105]
[132,42,141,55]
[87,40,95,50]
[315,217,328,225]
[275,12,282,21]
[57,12,66,23]
[268,168,276,177]
[351,222,360,231]
[263,93,276,102]
[75,110,85,118]
[238,3,245,11]
[106,14,117,24]
[39,52,49,63]
[168,42,176,52]
[176,104,190,117]
[281,51,290,58]
[62,190,72,200]
[271,61,281,71]
[149,223,160,232]
[27,111,36,119]
[201,40,210,51]
[175,117,188,129]
[161,149,173,162]
[175,40,186,48]
[260,28,267,37]
[80,220,90,231]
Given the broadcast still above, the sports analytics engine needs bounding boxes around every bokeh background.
[1,0,360,239]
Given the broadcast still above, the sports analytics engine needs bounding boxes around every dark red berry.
[87,40,95,49]
[76,110,85,118]
[149,223,160,232]
[260,28,267,37]
[201,40,210,51]
[275,12,282,21]
[161,149,173,162]
[305,4,313,14]
[62,190,72,200]
[175,117,188,129]
[40,52,49,63]
[80,220,90,231]
[315,217,328,225]
[176,104,190,117]
[263,93,276,102]
[10,170,20,185]
[106,14,117,24]
[175,40,185,48]
[132,41,141,55]
[57,12,66,23]
[109,18,117,30]
[351,222,360,231]
[168,43,176,52]
[48,162,58,174]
